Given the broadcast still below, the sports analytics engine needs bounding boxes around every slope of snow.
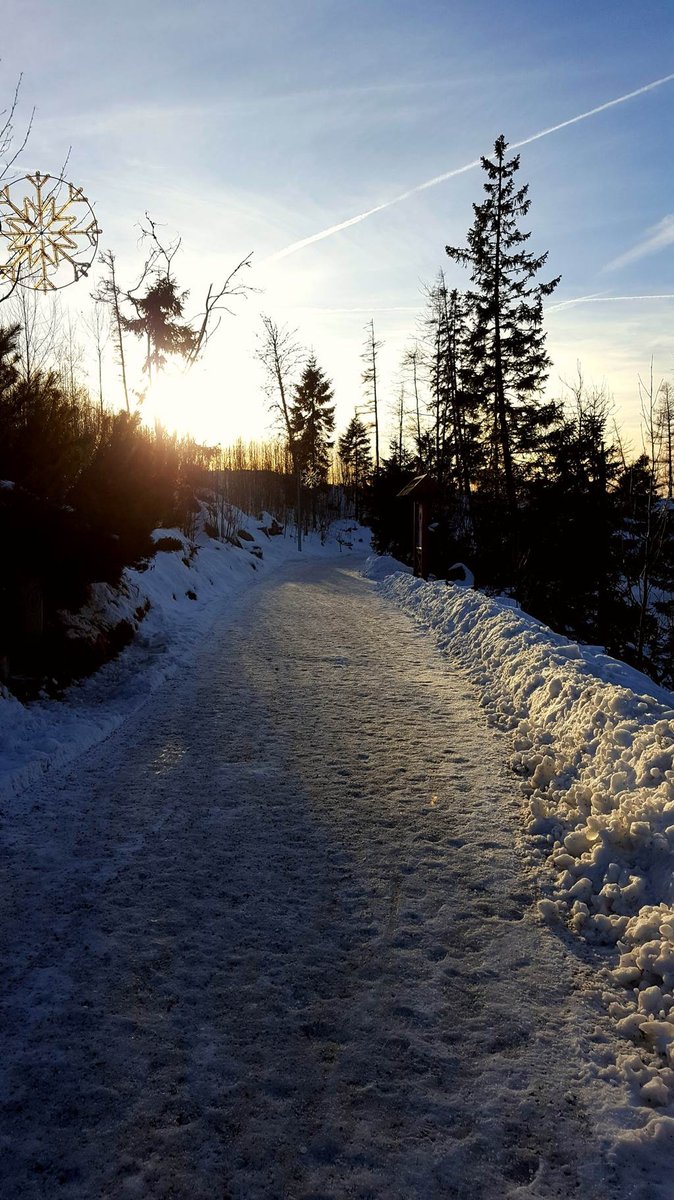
[366,559,674,1119]
[0,516,369,800]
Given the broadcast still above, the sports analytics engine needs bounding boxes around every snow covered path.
[1,558,620,1198]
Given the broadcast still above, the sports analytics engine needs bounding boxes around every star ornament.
[0,172,101,292]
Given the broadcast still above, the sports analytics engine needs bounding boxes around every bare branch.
[0,72,35,184]
[186,251,256,368]
[0,270,22,304]
[136,212,181,279]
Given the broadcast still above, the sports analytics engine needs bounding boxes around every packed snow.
[0,552,633,1198]
[368,557,674,1126]
[5,528,674,1193]
[0,514,368,800]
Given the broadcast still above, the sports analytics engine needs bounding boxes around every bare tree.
[403,343,425,460]
[256,314,304,550]
[93,252,130,413]
[187,252,255,367]
[83,300,110,414]
[361,319,381,472]
[656,381,674,500]
[6,288,59,382]
[390,379,407,462]
[56,310,85,401]
[0,72,35,302]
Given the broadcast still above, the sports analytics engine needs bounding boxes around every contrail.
[547,293,674,314]
[265,71,674,263]
[265,161,482,263]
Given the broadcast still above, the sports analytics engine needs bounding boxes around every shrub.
[153,536,184,553]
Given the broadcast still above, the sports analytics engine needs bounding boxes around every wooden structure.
[397,474,435,578]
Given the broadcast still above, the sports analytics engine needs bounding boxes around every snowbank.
[362,553,412,581]
[0,517,369,800]
[369,560,674,1104]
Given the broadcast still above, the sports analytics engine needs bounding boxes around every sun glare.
[138,357,272,449]
[141,370,207,442]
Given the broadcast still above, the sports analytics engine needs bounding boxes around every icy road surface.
[1,558,619,1198]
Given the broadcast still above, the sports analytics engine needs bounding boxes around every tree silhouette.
[339,413,372,519]
[361,319,382,472]
[446,134,560,517]
[122,276,197,383]
[290,355,335,488]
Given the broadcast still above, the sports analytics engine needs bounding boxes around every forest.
[1,134,673,694]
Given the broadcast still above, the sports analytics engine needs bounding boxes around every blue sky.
[1,0,673,448]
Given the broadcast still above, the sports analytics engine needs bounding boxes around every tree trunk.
[108,255,130,414]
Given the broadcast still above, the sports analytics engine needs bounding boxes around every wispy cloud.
[604,215,674,271]
[265,71,674,262]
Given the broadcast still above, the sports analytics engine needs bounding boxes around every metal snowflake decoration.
[0,171,101,292]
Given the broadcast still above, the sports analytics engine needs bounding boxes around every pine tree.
[656,382,674,500]
[0,323,20,394]
[290,355,335,488]
[424,278,451,486]
[422,274,479,498]
[446,135,560,516]
[518,382,623,645]
[338,413,372,519]
[367,447,416,564]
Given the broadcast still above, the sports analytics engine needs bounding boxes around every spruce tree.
[424,276,452,488]
[290,355,336,488]
[0,324,20,394]
[338,413,372,519]
[446,135,560,516]
[422,274,480,500]
[122,276,196,383]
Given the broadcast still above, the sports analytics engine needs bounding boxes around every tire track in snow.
[0,557,620,1198]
